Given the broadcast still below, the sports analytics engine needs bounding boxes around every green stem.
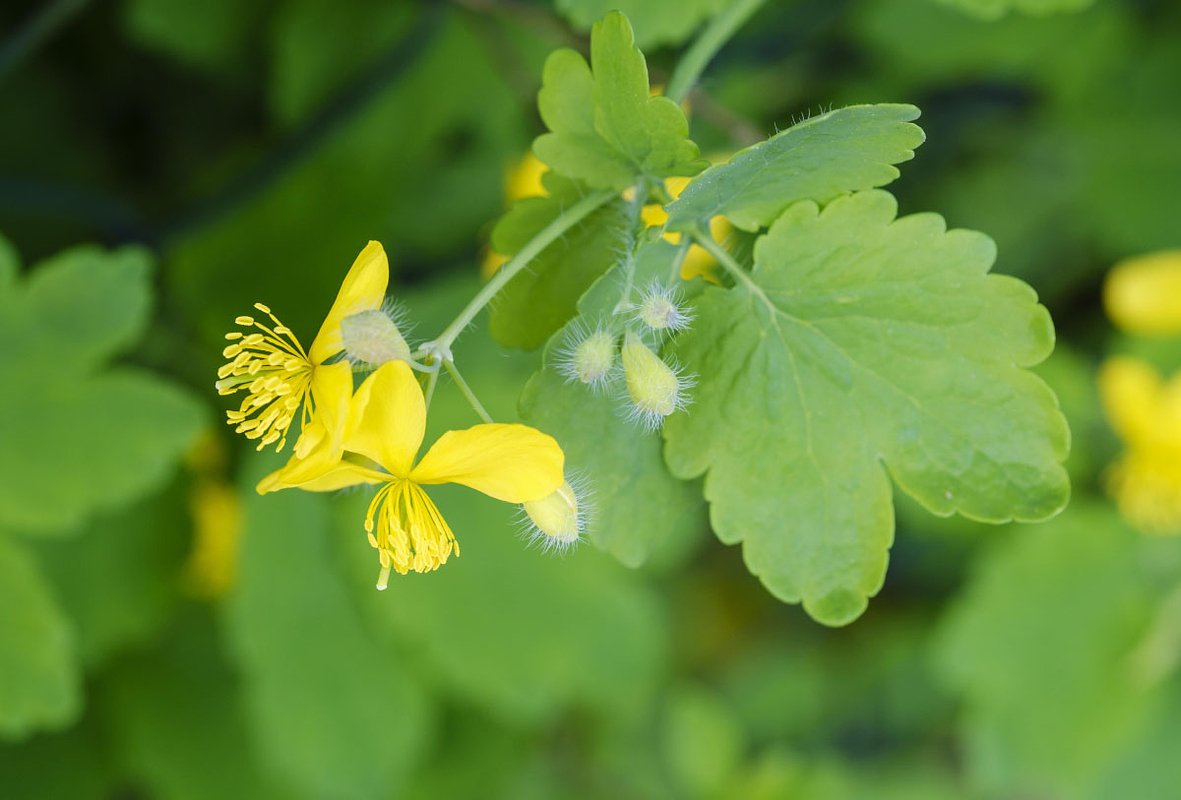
[423,365,440,411]
[444,361,494,424]
[688,226,757,291]
[668,238,692,285]
[612,178,651,314]
[420,188,614,362]
[665,0,767,104]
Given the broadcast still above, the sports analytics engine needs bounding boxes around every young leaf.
[665,104,925,232]
[556,0,728,48]
[520,241,707,567]
[0,239,205,535]
[0,534,79,739]
[489,175,629,350]
[533,11,707,190]
[664,190,1070,626]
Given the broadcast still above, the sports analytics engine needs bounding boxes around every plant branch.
[665,0,767,104]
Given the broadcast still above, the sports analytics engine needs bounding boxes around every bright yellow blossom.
[259,360,565,587]
[1100,357,1181,534]
[1104,250,1181,335]
[216,242,388,452]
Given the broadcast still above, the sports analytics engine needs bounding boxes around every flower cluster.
[1100,250,1181,535]
[218,243,576,586]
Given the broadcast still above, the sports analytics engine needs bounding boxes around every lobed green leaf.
[0,534,79,739]
[0,239,205,535]
[533,11,706,190]
[665,104,925,232]
[664,190,1070,625]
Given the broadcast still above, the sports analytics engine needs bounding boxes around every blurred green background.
[2,0,1180,797]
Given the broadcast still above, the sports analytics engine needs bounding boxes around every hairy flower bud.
[341,308,411,366]
[523,481,583,549]
[635,282,692,333]
[621,332,692,428]
[558,323,617,390]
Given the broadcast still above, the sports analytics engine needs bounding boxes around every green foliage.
[932,0,1095,21]
[0,535,78,739]
[521,241,707,567]
[490,175,629,350]
[33,487,189,667]
[226,479,430,798]
[665,104,925,232]
[934,504,1178,796]
[661,684,744,796]
[0,239,204,535]
[665,191,1069,625]
[534,11,706,190]
[556,0,728,48]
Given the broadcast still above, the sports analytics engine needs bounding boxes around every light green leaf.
[934,504,1171,797]
[664,190,1069,625]
[533,11,706,190]
[556,0,728,48]
[665,104,924,232]
[33,485,188,667]
[0,242,205,535]
[520,241,707,567]
[226,480,430,798]
[0,535,79,739]
[337,487,665,725]
[931,0,1095,21]
[489,175,629,350]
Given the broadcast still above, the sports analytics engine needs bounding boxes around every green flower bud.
[341,308,411,366]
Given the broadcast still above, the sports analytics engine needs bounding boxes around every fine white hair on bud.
[635,280,693,334]
[519,476,592,554]
[557,321,618,391]
[620,331,694,430]
[341,305,411,367]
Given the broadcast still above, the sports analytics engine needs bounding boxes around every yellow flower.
[1099,357,1181,534]
[1104,250,1181,335]
[260,360,565,587]
[216,241,389,452]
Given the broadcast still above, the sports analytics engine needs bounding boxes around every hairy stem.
[420,188,614,361]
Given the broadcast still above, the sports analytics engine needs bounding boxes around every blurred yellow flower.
[259,360,565,587]
[182,432,243,598]
[1104,250,1181,335]
[1100,357,1181,534]
[216,242,388,452]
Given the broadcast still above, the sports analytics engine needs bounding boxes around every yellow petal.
[1104,250,1181,335]
[309,241,390,364]
[410,423,564,503]
[343,360,425,477]
[1099,356,1163,446]
[258,461,387,495]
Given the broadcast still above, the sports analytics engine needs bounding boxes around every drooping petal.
[410,423,564,503]
[256,362,358,493]
[344,360,425,477]
[309,241,390,364]
[258,461,388,495]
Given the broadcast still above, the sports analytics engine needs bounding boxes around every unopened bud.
[636,282,692,333]
[341,309,410,366]
[621,332,691,429]
[559,324,617,390]
[523,481,582,548]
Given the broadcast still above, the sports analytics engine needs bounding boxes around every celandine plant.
[218,9,1070,625]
